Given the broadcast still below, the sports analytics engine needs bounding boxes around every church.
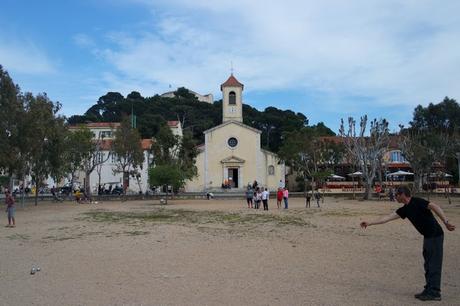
[185,74,285,192]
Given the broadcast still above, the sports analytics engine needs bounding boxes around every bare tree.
[278,128,343,192]
[339,116,390,199]
[112,117,144,195]
[95,150,111,194]
[81,134,111,199]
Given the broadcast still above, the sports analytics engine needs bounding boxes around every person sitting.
[51,186,63,202]
[74,190,82,203]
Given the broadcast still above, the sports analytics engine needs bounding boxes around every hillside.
[67,88,334,153]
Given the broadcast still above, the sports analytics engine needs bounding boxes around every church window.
[268,165,275,175]
[228,137,238,148]
[229,91,236,105]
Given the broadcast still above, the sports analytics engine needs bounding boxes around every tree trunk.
[97,172,102,195]
[85,171,92,201]
[34,182,38,206]
[414,174,422,195]
[364,179,372,200]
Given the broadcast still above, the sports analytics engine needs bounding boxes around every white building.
[161,89,214,104]
[68,121,181,194]
[185,74,285,192]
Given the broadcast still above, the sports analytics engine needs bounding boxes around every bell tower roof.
[220,74,244,91]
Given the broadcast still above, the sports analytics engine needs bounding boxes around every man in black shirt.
[360,186,455,301]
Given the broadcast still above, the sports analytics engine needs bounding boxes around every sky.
[1,0,459,134]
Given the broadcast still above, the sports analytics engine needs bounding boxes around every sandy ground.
[1,195,459,306]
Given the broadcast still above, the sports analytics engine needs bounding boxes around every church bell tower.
[221,74,244,123]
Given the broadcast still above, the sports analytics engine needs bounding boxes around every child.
[254,187,262,209]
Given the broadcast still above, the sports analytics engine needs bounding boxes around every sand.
[1,196,459,306]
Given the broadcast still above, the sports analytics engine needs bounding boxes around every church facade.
[185,75,285,192]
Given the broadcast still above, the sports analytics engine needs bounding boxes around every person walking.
[360,186,455,301]
[283,188,289,209]
[389,188,395,202]
[262,187,269,211]
[4,189,16,227]
[276,188,283,209]
[245,185,254,208]
[314,190,321,207]
[305,191,311,208]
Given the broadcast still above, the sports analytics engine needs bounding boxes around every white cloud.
[95,0,460,110]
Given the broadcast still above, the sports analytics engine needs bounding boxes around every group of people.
[243,180,287,211]
[3,181,457,301]
[374,185,397,201]
[245,182,325,210]
[305,190,322,208]
[245,185,272,210]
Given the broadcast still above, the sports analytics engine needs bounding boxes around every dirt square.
[1,195,459,305]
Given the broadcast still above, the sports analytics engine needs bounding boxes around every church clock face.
[227,137,238,148]
[228,106,236,113]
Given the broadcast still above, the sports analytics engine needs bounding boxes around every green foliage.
[411,97,460,132]
[20,92,65,204]
[177,131,198,179]
[150,124,198,185]
[148,164,184,192]
[112,116,144,176]
[0,65,25,179]
[46,116,68,183]
[65,126,94,179]
[68,87,319,153]
[151,125,178,165]
[407,97,460,185]
[278,126,344,190]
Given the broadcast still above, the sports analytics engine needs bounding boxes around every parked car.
[111,186,123,195]
[59,186,72,195]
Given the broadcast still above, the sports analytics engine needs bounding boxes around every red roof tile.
[167,121,180,127]
[97,139,153,150]
[77,122,121,128]
[220,74,244,90]
[68,122,121,130]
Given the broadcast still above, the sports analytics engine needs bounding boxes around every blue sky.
[1,0,459,133]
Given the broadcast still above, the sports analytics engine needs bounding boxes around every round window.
[227,137,238,148]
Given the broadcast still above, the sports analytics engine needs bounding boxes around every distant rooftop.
[69,122,121,129]
[160,88,213,104]
[220,74,244,90]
